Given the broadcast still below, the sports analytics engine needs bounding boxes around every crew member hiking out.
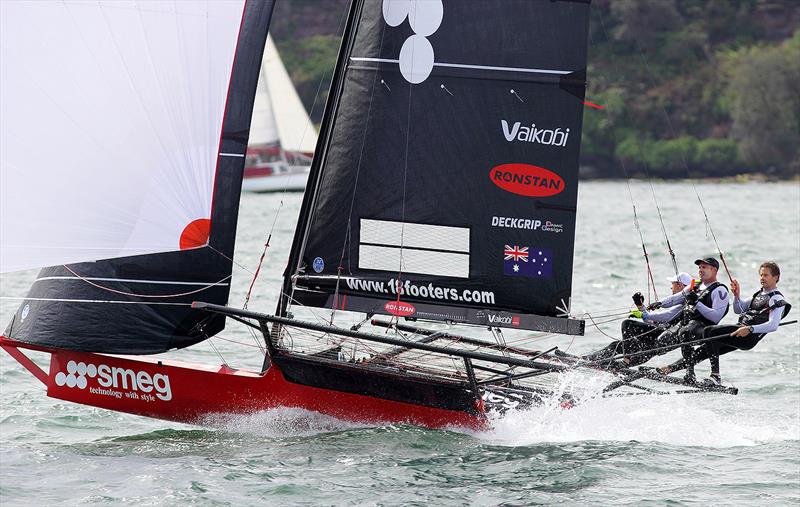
[584,272,693,368]
[661,261,791,386]
[654,257,729,382]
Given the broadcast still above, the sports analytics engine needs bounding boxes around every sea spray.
[200,407,368,438]
[481,371,797,448]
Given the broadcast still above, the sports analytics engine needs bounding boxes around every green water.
[1,181,798,505]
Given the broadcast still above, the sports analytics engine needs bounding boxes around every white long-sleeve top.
[658,282,729,324]
[641,304,682,323]
[734,289,785,334]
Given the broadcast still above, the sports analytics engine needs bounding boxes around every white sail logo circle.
[54,360,97,390]
[21,304,30,321]
[399,35,435,85]
[382,0,444,84]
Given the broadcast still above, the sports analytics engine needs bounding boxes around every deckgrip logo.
[491,216,564,233]
[54,360,172,401]
[489,164,565,197]
[501,120,570,147]
[384,301,416,317]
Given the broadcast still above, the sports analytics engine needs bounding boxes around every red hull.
[1,337,486,431]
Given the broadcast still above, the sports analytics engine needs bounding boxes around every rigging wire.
[245,17,350,313]
[206,244,255,275]
[327,10,390,327]
[625,181,659,302]
[597,8,733,284]
[647,179,679,276]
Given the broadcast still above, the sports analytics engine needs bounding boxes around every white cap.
[667,272,693,287]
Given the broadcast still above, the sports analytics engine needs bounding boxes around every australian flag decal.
[503,245,552,279]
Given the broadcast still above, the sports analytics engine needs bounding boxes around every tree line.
[273,0,799,179]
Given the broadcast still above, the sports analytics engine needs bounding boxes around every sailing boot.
[683,364,696,384]
[680,344,697,384]
[656,358,685,375]
[698,374,722,388]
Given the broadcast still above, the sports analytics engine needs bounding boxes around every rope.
[207,338,227,366]
[62,265,230,299]
[695,195,734,284]
[584,312,622,341]
[327,13,390,324]
[243,233,271,309]
[206,244,254,275]
[282,2,351,318]
[647,179,679,276]
[626,182,659,302]
[211,333,264,349]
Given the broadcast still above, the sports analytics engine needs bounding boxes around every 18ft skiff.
[1,0,732,430]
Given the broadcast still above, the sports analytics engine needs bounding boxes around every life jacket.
[738,289,792,327]
[686,281,729,326]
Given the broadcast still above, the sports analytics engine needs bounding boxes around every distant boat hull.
[0,336,487,430]
[242,166,309,193]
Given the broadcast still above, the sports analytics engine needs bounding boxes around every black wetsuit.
[585,283,728,369]
[584,315,680,367]
[681,289,791,375]
[666,282,729,377]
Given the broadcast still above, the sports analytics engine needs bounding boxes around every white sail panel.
[0,0,245,273]
[249,35,281,147]
[249,35,318,152]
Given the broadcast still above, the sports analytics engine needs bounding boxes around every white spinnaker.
[0,0,245,273]
[249,35,318,152]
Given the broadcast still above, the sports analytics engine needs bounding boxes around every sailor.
[583,272,692,367]
[654,257,729,381]
[663,261,791,385]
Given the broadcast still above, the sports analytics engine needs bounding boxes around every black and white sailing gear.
[734,289,791,334]
[673,290,791,378]
[659,281,729,325]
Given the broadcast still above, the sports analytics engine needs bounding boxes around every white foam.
[201,407,367,438]
[478,371,799,448]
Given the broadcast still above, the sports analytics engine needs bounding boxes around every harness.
[738,289,792,326]
[685,281,729,326]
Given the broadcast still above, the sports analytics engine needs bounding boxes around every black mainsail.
[4,1,275,354]
[283,0,590,334]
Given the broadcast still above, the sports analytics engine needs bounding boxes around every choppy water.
[1,181,798,505]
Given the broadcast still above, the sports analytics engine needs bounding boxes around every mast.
[278,0,363,318]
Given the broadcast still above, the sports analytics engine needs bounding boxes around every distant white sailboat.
[243,35,317,193]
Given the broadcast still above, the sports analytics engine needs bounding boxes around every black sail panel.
[290,0,590,333]
[4,1,276,354]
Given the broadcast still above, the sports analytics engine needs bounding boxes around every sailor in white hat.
[632,271,694,323]
[584,272,692,367]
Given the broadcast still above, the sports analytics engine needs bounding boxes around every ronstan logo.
[501,120,570,147]
[489,164,565,197]
[384,301,416,317]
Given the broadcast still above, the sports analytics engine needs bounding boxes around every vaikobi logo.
[501,120,570,147]
[487,314,521,327]
[54,360,172,401]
